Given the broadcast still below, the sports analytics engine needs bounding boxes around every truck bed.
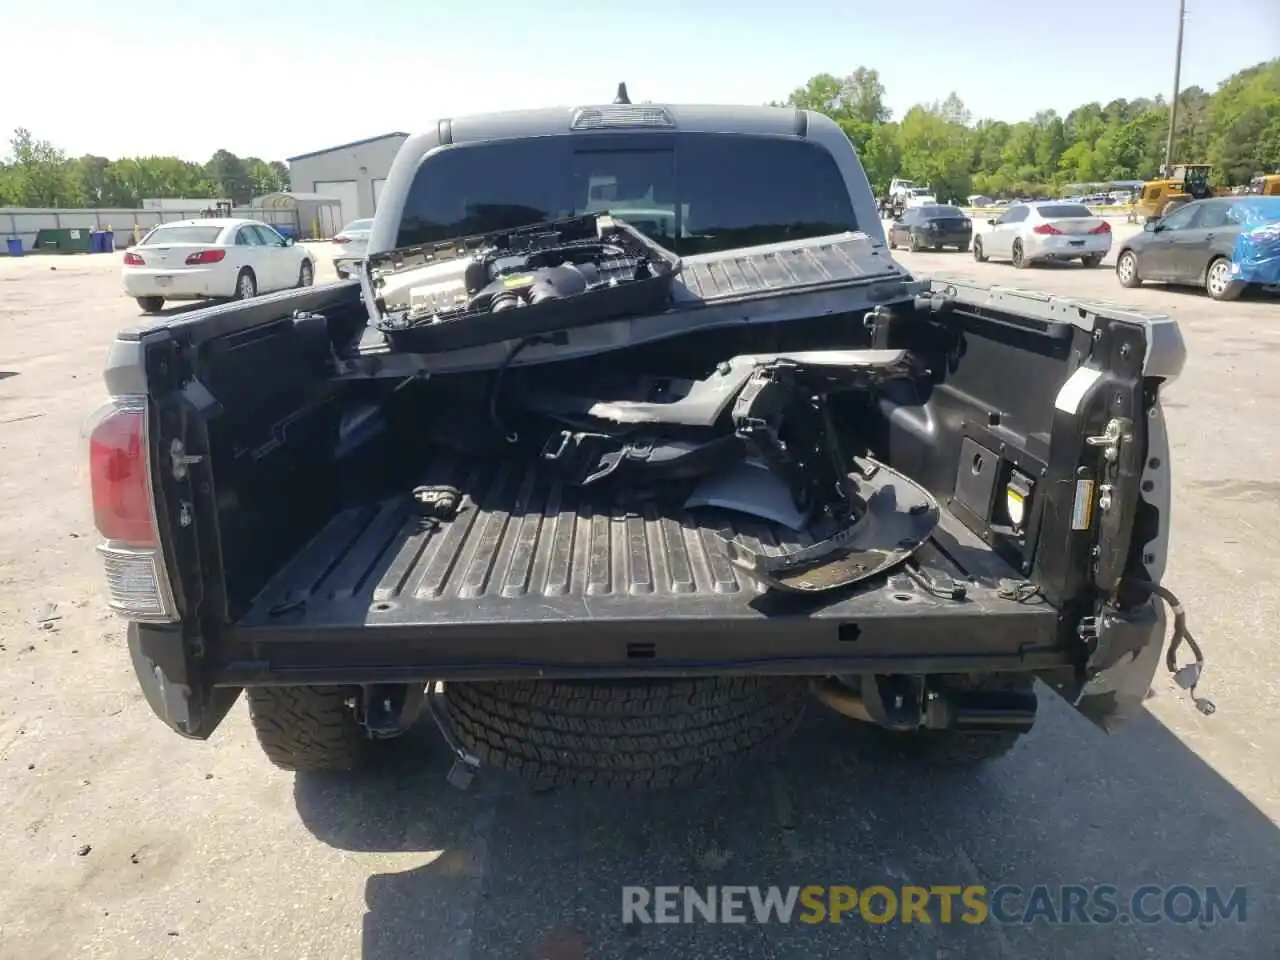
[227,450,1063,683]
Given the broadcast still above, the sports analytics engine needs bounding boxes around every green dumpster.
[33,228,94,254]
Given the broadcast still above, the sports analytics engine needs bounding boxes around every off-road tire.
[445,676,810,790]
[136,296,164,314]
[860,674,1034,766]
[247,685,374,772]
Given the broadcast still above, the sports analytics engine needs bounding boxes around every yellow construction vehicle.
[1247,173,1280,196]
[1133,164,1230,220]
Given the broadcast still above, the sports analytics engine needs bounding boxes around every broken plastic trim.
[718,458,940,593]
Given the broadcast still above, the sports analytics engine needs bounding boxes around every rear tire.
[234,268,257,300]
[445,676,809,790]
[1011,239,1028,268]
[248,685,375,772]
[135,296,164,314]
[1081,253,1103,268]
[297,259,313,287]
[1116,249,1142,287]
[909,233,922,252]
[958,241,971,253]
[1205,256,1242,301]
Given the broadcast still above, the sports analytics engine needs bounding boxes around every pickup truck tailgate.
[228,451,1062,682]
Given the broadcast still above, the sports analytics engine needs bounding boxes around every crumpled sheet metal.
[716,458,941,594]
[1230,198,1280,286]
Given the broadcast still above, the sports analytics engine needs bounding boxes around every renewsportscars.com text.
[621,885,1248,926]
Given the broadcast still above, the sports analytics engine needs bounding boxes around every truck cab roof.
[413,101,813,147]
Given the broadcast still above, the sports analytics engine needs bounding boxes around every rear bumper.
[122,267,229,300]
[917,230,972,247]
[333,257,363,279]
[128,592,1169,739]
[1025,233,1112,260]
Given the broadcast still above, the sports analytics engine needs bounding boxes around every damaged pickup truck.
[88,89,1211,789]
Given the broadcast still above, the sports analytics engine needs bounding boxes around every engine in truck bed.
[368,214,680,353]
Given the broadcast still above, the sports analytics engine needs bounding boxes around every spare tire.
[445,676,809,790]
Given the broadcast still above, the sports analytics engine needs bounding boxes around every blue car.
[1114,195,1280,301]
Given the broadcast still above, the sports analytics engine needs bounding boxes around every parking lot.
[1,227,1277,960]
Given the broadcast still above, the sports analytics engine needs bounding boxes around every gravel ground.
[0,233,1276,960]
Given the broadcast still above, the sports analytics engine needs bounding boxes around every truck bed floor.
[231,451,1061,679]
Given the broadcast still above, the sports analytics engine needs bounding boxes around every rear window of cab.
[395,133,859,255]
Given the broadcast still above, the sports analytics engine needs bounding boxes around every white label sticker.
[1071,479,1095,530]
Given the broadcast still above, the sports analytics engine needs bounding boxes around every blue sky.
[4,0,1277,162]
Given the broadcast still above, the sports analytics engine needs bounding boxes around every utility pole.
[1163,0,1187,175]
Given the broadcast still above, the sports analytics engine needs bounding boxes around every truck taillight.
[86,398,177,621]
[185,249,226,265]
[123,251,145,265]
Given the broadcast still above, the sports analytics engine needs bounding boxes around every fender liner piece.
[718,458,940,594]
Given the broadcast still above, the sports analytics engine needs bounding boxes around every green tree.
[5,128,83,206]
[204,149,254,204]
[897,104,973,202]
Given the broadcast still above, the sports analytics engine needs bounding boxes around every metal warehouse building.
[286,132,409,227]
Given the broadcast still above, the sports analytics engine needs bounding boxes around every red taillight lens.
[1091,221,1112,234]
[1032,224,1061,235]
[123,251,145,266]
[185,249,226,265]
[89,405,156,547]
[332,235,350,244]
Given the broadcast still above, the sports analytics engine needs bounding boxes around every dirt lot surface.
[1,234,1277,960]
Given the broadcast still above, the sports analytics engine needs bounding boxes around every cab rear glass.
[395,133,859,255]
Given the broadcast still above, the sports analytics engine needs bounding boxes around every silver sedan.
[973,202,1113,268]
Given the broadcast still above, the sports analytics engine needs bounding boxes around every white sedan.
[332,217,373,280]
[121,218,315,313]
[972,202,1113,268]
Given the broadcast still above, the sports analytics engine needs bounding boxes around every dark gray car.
[886,204,973,252]
[1115,197,1250,301]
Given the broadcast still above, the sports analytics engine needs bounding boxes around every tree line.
[777,59,1280,200]
[0,129,290,208]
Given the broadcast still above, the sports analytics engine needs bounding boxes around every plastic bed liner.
[228,451,1063,682]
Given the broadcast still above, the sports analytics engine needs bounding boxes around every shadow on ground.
[295,693,1276,960]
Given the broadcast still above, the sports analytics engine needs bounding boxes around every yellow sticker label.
[502,274,534,288]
